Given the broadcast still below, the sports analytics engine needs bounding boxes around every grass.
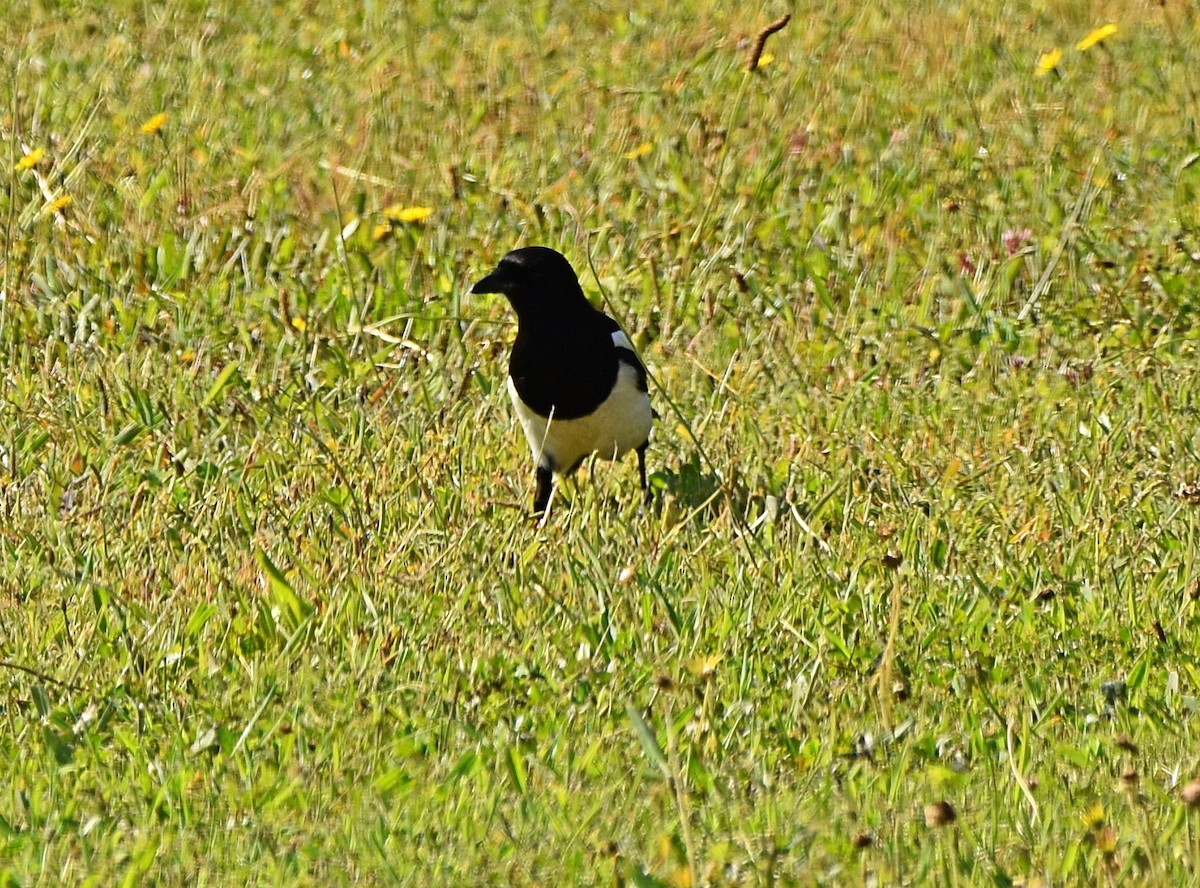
[3,0,1200,883]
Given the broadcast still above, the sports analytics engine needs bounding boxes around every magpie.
[472,246,653,516]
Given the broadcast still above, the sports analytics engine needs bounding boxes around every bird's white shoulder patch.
[611,330,633,350]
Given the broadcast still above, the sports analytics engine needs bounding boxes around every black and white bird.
[472,246,653,516]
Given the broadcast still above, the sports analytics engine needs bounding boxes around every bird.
[472,246,653,516]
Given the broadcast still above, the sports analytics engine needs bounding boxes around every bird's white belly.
[508,363,652,473]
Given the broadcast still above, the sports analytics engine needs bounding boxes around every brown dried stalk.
[747,14,791,71]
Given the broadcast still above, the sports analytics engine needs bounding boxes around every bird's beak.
[471,268,508,295]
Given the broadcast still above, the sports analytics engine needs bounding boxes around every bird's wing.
[607,327,649,394]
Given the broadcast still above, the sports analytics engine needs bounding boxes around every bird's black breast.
[509,309,640,420]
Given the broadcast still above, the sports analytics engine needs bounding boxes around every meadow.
[3,0,1200,883]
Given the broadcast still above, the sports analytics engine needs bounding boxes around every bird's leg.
[637,443,650,503]
[533,465,554,517]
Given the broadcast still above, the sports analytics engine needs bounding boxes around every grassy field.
[4,0,1200,883]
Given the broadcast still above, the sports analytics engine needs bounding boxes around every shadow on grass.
[651,451,752,518]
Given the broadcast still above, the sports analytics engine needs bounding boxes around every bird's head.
[471,246,587,319]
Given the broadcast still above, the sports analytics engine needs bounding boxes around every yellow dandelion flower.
[15,147,45,171]
[754,52,775,69]
[685,653,723,677]
[1081,803,1106,830]
[290,315,307,332]
[382,205,433,223]
[1077,23,1117,51]
[139,112,168,135]
[372,222,392,241]
[45,195,73,214]
[623,142,653,160]
[1035,48,1062,77]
